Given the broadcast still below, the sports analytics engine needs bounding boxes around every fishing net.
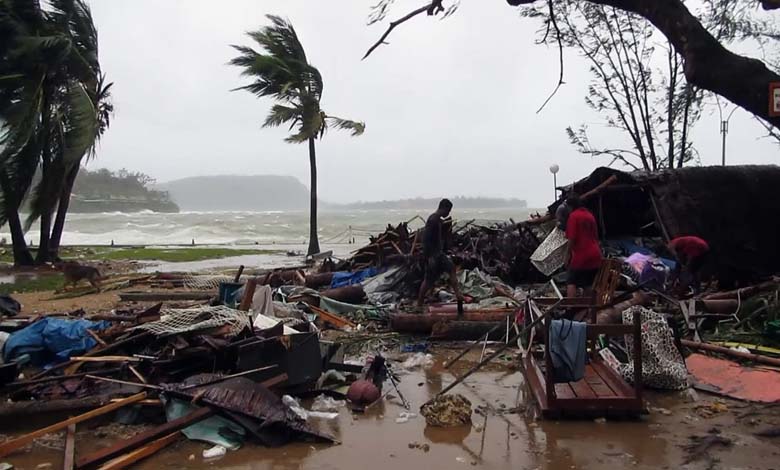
[131,306,251,338]
[183,275,235,290]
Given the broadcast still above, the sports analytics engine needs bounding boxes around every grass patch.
[0,246,283,264]
[98,247,281,263]
[0,273,64,295]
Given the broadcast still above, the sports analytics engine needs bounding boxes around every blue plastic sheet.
[330,267,379,289]
[3,318,109,366]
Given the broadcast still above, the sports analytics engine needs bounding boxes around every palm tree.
[0,0,107,264]
[230,15,365,256]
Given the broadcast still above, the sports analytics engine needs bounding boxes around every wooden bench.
[522,308,643,419]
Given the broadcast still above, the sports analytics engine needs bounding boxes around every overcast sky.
[88,0,780,207]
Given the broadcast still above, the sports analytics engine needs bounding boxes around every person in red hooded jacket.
[564,193,602,298]
[668,235,710,293]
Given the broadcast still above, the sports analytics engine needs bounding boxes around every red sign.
[770,83,780,117]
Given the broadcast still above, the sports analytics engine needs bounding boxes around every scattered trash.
[682,428,732,465]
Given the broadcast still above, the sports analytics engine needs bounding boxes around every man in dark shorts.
[417,199,462,306]
[564,193,602,298]
[668,235,710,293]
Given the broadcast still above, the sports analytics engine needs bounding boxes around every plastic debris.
[202,445,227,459]
[311,395,346,412]
[282,395,340,420]
[401,353,434,370]
[395,412,417,423]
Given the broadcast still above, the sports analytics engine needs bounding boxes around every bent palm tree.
[0,0,109,264]
[230,15,365,256]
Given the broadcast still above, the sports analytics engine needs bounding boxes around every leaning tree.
[231,15,365,256]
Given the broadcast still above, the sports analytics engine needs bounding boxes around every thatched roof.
[553,165,780,281]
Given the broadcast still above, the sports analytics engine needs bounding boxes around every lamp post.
[549,164,560,201]
[717,98,738,167]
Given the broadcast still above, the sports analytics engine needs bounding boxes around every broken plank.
[86,329,108,347]
[76,407,212,469]
[307,304,356,329]
[63,424,76,470]
[0,392,147,458]
[70,356,141,363]
[96,432,181,470]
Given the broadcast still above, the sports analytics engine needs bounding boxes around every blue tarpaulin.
[330,268,379,289]
[2,318,110,366]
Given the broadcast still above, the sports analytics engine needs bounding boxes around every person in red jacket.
[668,236,710,293]
[564,193,602,298]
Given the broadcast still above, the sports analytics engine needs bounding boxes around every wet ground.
[2,350,779,470]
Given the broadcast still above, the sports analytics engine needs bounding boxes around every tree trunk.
[6,207,34,267]
[678,84,693,168]
[50,165,79,257]
[36,211,52,264]
[306,137,321,256]
[507,0,780,128]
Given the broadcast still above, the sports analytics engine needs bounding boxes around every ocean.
[1,208,536,247]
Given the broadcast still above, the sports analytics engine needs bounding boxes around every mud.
[2,350,779,470]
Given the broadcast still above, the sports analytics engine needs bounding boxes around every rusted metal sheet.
[686,353,780,403]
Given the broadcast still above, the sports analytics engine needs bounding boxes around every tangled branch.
[363,1,445,60]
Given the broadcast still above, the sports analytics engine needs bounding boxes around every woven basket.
[530,228,569,276]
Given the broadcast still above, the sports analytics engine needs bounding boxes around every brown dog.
[57,261,102,290]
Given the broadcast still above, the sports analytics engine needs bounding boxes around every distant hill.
[71,168,179,213]
[157,175,310,211]
[333,196,527,210]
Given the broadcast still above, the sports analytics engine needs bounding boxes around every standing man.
[418,199,462,306]
[555,200,571,231]
[668,235,710,293]
[564,193,602,298]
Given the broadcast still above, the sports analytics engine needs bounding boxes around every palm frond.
[263,104,301,129]
[324,115,366,137]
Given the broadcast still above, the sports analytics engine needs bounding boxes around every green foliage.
[0,0,112,263]
[70,167,177,212]
[98,247,281,262]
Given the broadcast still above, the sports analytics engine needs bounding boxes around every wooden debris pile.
[338,220,547,286]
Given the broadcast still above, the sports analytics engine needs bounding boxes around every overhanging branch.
[363,2,439,60]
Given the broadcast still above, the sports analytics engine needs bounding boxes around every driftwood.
[96,432,181,470]
[75,407,212,469]
[702,279,780,301]
[0,395,119,419]
[64,424,76,470]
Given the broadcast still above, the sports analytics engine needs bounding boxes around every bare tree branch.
[363,3,436,60]
[536,0,566,113]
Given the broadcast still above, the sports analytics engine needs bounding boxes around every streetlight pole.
[717,98,738,167]
[549,164,560,201]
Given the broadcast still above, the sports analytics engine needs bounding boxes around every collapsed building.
[548,165,780,285]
